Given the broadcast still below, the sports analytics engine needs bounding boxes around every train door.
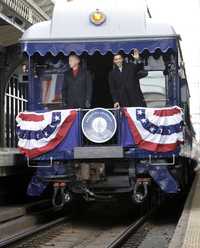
[86,52,113,108]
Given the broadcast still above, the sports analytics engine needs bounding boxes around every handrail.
[0,0,49,24]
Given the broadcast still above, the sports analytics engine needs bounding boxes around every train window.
[140,71,167,107]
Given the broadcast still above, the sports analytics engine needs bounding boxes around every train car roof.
[21,0,177,41]
[20,0,179,56]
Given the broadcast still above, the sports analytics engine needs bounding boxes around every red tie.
[72,68,79,77]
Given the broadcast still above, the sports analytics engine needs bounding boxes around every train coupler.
[52,182,72,209]
[76,183,112,202]
[132,178,151,204]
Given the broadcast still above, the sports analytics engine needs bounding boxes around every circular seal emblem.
[82,108,117,143]
[90,9,106,26]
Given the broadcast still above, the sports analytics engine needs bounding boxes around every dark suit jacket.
[109,63,147,107]
[62,67,92,108]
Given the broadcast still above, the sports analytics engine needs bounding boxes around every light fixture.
[90,9,106,26]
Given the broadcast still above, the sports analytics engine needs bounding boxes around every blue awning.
[21,38,177,56]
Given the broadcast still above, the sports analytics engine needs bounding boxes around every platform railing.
[4,75,28,148]
[0,0,49,24]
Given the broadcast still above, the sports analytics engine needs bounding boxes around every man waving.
[109,49,147,108]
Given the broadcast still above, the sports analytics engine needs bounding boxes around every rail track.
[0,200,71,247]
[2,197,182,248]
[4,202,155,248]
[106,214,150,248]
[0,216,69,247]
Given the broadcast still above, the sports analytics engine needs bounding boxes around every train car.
[17,0,196,208]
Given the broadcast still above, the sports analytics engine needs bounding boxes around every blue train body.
[17,0,196,207]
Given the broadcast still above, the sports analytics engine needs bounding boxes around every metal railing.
[0,0,49,24]
[4,75,28,147]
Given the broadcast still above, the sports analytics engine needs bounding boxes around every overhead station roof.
[0,0,54,47]
[21,0,177,42]
[0,16,23,46]
[31,0,54,17]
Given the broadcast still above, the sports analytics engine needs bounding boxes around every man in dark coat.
[62,55,92,108]
[109,50,147,108]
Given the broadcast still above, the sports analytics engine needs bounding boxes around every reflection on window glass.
[34,57,67,107]
[140,71,166,107]
[41,74,64,104]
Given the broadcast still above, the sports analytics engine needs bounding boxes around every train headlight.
[82,108,117,143]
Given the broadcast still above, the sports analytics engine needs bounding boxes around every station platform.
[169,171,200,248]
[0,148,20,165]
[0,148,25,176]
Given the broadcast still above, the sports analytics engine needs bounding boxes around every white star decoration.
[55,115,60,121]
[141,119,147,123]
[137,110,143,115]
[44,132,48,137]
[150,127,155,132]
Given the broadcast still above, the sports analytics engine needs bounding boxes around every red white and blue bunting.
[16,110,77,158]
[124,106,184,152]
[16,106,184,159]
